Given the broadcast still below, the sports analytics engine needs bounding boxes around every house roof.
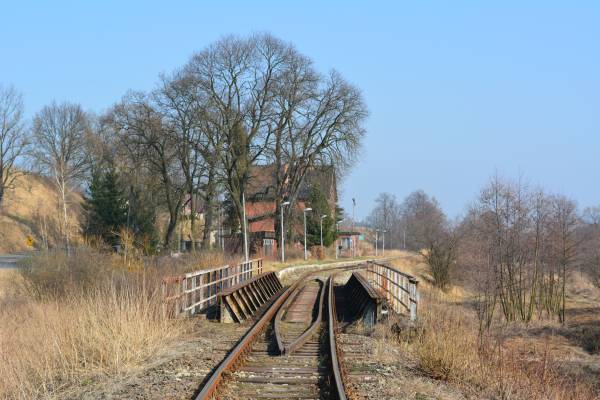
[246,164,336,203]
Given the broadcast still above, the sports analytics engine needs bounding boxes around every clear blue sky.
[2,1,598,219]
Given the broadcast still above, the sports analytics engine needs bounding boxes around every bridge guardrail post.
[409,278,419,321]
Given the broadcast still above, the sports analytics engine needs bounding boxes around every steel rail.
[274,283,303,354]
[196,264,359,399]
[279,278,326,355]
[194,282,298,400]
[328,275,348,400]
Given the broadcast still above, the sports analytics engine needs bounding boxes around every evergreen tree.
[306,185,336,247]
[83,168,128,246]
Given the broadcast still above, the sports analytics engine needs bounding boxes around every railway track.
[195,272,347,400]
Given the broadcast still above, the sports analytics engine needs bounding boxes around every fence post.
[409,278,418,321]
[190,274,197,315]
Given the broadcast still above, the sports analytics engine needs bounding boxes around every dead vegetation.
[0,247,238,400]
[384,256,600,400]
[0,173,82,253]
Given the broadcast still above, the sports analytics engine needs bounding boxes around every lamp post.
[303,207,312,260]
[320,215,327,248]
[280,201,290,262]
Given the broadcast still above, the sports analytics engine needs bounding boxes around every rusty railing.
[162,258,263,317]
[365,261,419,321]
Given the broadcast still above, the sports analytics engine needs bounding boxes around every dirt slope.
[0,173,82,253]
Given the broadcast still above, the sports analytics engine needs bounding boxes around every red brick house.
[244,164,337,257]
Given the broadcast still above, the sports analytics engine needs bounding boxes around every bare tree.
[581,206,600,287]
[0,85,28,208]
[184,34,275,234]
[156,72,205,251]
[108,91,185,248]
[547,195,579,323]
[270,64,368,247]
[32,102,91,253]
[464,175,580,325]
[400,190,446,251]
[368,190,455,288]
[367,192,401,247]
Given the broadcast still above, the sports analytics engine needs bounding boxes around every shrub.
[405,295,596,399]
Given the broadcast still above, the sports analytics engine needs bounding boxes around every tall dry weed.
[405,294,597,400]
[0,248,194,399]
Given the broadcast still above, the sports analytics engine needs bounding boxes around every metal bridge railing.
[162,258,263,317]
[365,260,419,321]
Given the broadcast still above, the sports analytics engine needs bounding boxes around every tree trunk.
[202,164,217,249]
[189,187,196,252]
[165,210,178,248]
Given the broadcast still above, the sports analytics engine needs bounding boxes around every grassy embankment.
[0,248,234,399]
[0,245,378,399]
[373,253,600,399]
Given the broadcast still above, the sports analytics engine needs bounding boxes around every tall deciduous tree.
[0,85,28,208]
[185,34,295,235]
[156,72,204,251]
[109,92,185,247]
[32,102,90,253]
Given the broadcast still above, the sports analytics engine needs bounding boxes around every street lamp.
[280,201,290,262]
[303,207,312,260]
[320,215,327,248]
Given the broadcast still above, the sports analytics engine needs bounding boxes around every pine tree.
[306,185,336,247]
[83,168,128,246]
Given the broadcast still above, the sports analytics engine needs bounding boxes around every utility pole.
[303,208,312,260]
[242,192,249,262]
[280,201,290,262]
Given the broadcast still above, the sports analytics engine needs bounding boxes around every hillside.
[0,173,83,253]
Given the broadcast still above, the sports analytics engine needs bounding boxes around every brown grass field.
[382,254,600,399]
[0,248,598,399]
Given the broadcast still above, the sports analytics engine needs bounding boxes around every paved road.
[0,253,29,268]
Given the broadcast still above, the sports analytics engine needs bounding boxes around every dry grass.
[388,256,599,400]
[0,249,193,399]
[0,173,83,253]
[411,298,597,399]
